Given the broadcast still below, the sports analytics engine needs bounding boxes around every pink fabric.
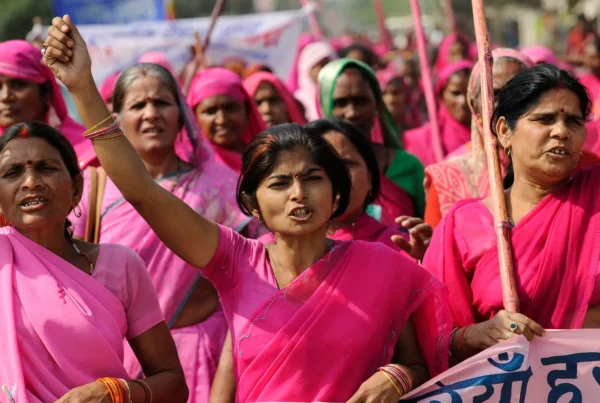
[99,71,120,104]
[521,45,560,66]
[139,51,177,78]
[404,60,473,166]
[286,33,315,93]
[0,227,163,402]
[0,41,90,162]
[376,176,415,225]
[433,33,471,74]
[585,119,600,155]
[404,104,472,166]
[294,41,336,121]
[404,330,600,402]
[580,72,600,105]
[243,72,307,125]
[423,165,600,329]
[202,225,452,402]
[70,165,249,401]
[187,68,266,173]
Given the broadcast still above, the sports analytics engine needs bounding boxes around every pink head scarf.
[0,41,85,147]
[294,41,337,121]
[520,46,559,66]
[434,33,471,74]
[286,33,316,93]
[243,72,306,125]
[138,51,177,78]
[99,71,120,104]
[436,59,474,95]
[187,68,266,173]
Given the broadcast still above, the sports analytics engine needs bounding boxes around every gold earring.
[326,223,335,236]
[504,147,511,158]
[73,205,82,218]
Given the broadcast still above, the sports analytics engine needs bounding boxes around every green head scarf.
[317,58,403,150]
[317,58,426,217]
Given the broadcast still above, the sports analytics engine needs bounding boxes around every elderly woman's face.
[0,75,48,128]
[498,88,586,186]
[0,137,81,231]
[120,75,182,160]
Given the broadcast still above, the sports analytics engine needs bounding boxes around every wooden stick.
[471,0,519,313]
[409,0,444,163]
[443,0,457,33]
[373,0,392,51]
[182,0,227,94]
[299,0,324,41]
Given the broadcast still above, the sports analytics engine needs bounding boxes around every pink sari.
[404,60,473,166]
[580,72,600,104]
[433,33,472,74]
[423,165,600,329]
[0,41,91,163]
[243,72,307,125]
[376,176,415,225]
[187,68,266,173]
[204,226,452,402]
[70,169,248,402]
[0,227,163,403]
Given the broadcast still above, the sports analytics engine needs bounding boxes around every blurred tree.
[0,0,53,42]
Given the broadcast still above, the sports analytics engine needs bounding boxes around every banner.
[51,0,166,25]
[77,7,312,86]
[402,330,600,402]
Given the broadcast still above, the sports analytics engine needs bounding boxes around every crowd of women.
[0,10,599,403]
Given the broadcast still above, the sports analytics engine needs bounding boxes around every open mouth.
[548,147,569,156]
[20,197,48,211]
[289,207,312,221]
[142,127,164,135]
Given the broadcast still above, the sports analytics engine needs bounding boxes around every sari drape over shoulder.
[203,225,453,402]
[0,228,163,403]
[423,166,600,329]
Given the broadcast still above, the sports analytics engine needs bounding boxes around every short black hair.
[0,122,81,238]
[305,118,380,209]
[339,43,378,68]
[236,123,351,220]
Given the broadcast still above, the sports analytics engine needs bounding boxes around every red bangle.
[457,325,472,353]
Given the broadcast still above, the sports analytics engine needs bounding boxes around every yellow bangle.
[379,369,404,397]
[84,115,114,135]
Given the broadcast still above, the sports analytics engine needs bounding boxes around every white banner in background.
[77,7,311,85]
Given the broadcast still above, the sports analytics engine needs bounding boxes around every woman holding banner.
[67,62,250,403]
[187,68,265,173]
[318,58,426,221]
[424,65,600,362]
[243,71,306,127]
[43,15,454,402]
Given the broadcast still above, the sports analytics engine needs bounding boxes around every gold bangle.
[379,369,404,397]
[91,131,124,141]
[84,115,114,135]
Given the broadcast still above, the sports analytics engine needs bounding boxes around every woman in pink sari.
[242,71,306,127]
[68,62,250,403]
[403,60,474,166]
[0,122,186,402]
[187,68,265,173]
[98,71,120,113]
[210,118,434,403]
[294,41,336,121]
[0,40,91,164]
[580,38,600,105]
[424,64,600,363]
[423,48,533,227]
[44,16,454,402]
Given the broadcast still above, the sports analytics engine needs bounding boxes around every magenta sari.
[423,166,600,329]
[204,226,453,402]
[0,227,163,403]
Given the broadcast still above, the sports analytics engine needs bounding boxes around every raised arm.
[43,15,220,268]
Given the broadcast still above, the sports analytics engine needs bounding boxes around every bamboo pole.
[299,0,324,41]
[182,0,227,94]
[443,0,457,33]
[471,0,519,313]
[409,0,444,163]
[373,0,393,51]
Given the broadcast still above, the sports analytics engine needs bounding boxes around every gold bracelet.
[84,115,114,135]
[379,369,404,397]
[91,130,124,141]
